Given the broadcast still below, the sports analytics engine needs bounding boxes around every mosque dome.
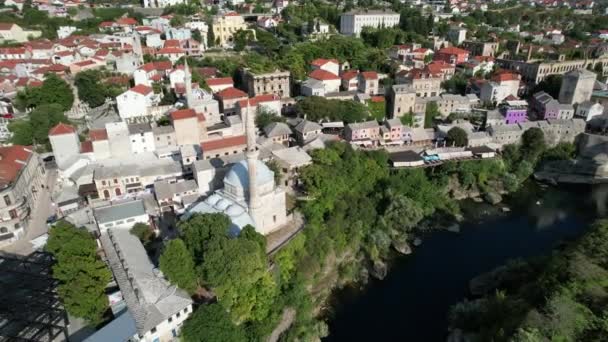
[205,194,222,206]
[226,204,244,216]
[215,199,232,211]
[224,160,274,190]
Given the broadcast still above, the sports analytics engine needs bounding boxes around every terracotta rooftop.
[171,108,196,121]
[237,94,280,107]
[216,87,248,99]
[200,135,246,152]
[130,84,153,95]
[360,71,378,80]
[206,77,233,86]
[310,58,339,67]
[0,145,32,188]
[309,69,339,81]
[89,129,108,141]
[49,122,76,136]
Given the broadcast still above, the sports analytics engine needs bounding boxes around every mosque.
[184,100,287,236]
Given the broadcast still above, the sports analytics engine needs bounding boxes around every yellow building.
[212,13,249,47]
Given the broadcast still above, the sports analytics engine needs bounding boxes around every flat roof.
[390,150,424,163]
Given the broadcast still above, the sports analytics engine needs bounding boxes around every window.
[151,327,157,334]
[176,312,181,318]
[168,317,173,323]
[0,227,8,234]
[3,195,11,206]
[114,179,118,184]
[9,210,17,219]
[115,188,121,196]
[102,180,106,186]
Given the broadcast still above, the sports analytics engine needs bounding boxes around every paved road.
[2,169,58,255]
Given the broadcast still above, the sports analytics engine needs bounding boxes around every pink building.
[345,120,380,144]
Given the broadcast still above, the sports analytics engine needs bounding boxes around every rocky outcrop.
[370,260,388,280]
[483,191,502,205]
[535,134,608,185]
[392,238,412,255]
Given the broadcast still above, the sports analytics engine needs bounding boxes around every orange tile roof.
[171,108,196,121]
[206,77,233,86]
[80,140,93,153]
[309,69,339,81]
[200,135,246,152]
[131,84,153,95]
[237,94,279,107]
[0,145,32,188]
[437,47,469,55]
[89,129,108,141]
[49,122,75,136]
[310,58,339,67]
[360,71,378,80]
[341,70,358,80]
[216,87,248,99]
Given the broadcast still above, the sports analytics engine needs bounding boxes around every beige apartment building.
[0,146,45,246]
[212,13,250,47]
[243,68,291,98]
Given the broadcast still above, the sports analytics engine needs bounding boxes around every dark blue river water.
[326,184,607,341]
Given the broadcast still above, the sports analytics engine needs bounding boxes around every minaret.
[132,32,144,65]
[184,58,195,107]
[245,104,262,226]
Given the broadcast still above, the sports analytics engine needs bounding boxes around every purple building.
[500,100,528,124]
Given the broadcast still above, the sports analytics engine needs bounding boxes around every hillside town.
[1,0,608,341]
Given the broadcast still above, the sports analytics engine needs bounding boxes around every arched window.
[0,227,8,234]
[115,188,121,196]
[103,190,110,199]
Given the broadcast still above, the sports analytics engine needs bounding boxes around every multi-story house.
[212,12,248,47]
[341,70,359,91]
[0,23,41,43]
[462,41,500,57]
[128,123,156,154]
[116,84,160,121]
[344,120,381,145]
[242,68,290,98]
[397,68,442,98]
[434,47,470,65]
[310,58,340,76]
[0,145,44,246]
[357,71,379,95]
[479,72,521,104]
[215,87,249,114]
[48,123,80,170]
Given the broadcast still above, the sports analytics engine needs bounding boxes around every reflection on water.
[325,184,606,342]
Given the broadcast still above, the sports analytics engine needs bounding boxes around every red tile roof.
[73,60,97,67]
[437,47,469,55]
[360,71,378,80]
[89,129,108,141]
[309,69,339,81]
[200,135,247,152]
[49,122,76,136]
[130,84,153,95]
[163,39,180,48]
[80,140,93,153]
[116,17,138,26]
[0,145,32,188]
[370,96,384,103]
[158,47,185,54]
[206,77,233,86]
[198,67,218,78]
[0,23,16,30]
[154,60,172,71]
[310,58,339,67]
[216,87,248,99]
[341,70,358,81]
[492,72,519,82]
[0,47,26,54]
[171,108,196,121]
[238,94,279,107]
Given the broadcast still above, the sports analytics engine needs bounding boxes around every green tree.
[16,73,74,111]
[521,127,546,162]
[9,103,70,148]
[447,127,469,147]
[130,223,153,243]
[178,213,232,263]
[160,239,198,294]
[294,96,370,123]
[74,70,106,108]
[424,101,440,128]
[255,108,285,130]
[181,303,247,342]
[45,221,111,325]
[381,193,424,234]
[531,75,563,99]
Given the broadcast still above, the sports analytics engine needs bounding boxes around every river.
[325,183,608,341]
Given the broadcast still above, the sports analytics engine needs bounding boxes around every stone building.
[558,69,597,105]
[388,84,416,118]
[242,69,290,98]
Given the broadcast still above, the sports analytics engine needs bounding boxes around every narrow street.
[2,169,58,256]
